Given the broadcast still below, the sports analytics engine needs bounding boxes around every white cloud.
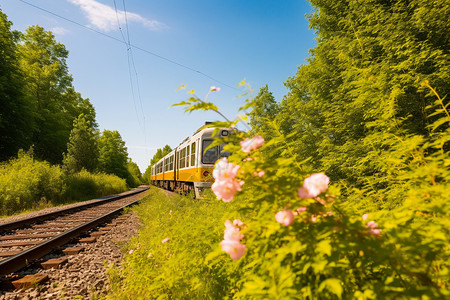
[68,0,165,32]
[51,26,69,35]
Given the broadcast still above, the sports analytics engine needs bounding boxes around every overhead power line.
[18,0,240,92]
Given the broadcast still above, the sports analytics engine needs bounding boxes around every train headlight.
[203,171,209,177]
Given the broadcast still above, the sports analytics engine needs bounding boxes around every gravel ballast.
[0,191,147,299]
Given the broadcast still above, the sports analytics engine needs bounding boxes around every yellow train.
[151,125,231,197]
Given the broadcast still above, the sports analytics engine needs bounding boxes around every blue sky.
[1,0,316,172]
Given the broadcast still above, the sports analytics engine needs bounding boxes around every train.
[151,124,231,198]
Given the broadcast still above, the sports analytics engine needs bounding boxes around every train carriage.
[151,126,231,198]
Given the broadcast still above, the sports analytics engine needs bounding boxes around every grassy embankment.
[0,150,128,217]
[107,187,243,299]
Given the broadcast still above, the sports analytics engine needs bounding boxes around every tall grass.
[0,150,128,216]
[107,187,243,299]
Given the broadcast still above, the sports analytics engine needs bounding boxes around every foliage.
[163,75,450,298]
[0,8,32,161]
[107,188,242,299]
[0,150,127,216]
[275,0,449,203]
[63,114,99,174]
[0,149,64,215]
[110,0,449,295]
[98,130,130,182]
[64,170,127,202]
[17,25,95,164]
[126,159,144,188]
[249,84,279,139]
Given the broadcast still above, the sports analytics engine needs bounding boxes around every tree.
[0,8,32,160]
[18,25,96,164]
[249,85,279,139]
[266,0,450,212]
[62,114,99,173]
[126,159,143,187]
[149,145,172,166]
[143,145,172,184]
[98,130,129,180]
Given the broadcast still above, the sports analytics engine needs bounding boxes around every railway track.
[0,186,148,281]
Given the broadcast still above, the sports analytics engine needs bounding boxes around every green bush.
[0,150,128,216]
[64,170,127,201]
[0,149,64,214]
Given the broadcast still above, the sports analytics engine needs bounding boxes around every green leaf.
[237,78,246,87]
[176,83,187,91]
[319,279,343,299]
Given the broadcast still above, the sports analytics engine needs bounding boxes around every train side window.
[186,146,190,167]
[181,148,185,168]
[191,142,196,166]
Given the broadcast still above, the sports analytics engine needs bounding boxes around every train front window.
[202,139,219,164]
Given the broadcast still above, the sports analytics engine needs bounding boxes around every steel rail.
[0,193,145,276]
[0,187,147,232]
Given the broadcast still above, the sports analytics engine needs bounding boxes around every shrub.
[64,170,127,202]
[0,149,64,214]
[0,150,128,216]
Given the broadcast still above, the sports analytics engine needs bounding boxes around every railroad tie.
[11,274,49,290]
[40,257,68,270]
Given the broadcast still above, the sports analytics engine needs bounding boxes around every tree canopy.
[62,114,99,174]
[0,8,32,160]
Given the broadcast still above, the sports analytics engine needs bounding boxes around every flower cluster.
[298,173,329,198]
[240,135,265,153]
[212,158,244,202]
[273,173,331,227]
[363,214,382,235]
[220,219,246,260]
[275,210,295,226]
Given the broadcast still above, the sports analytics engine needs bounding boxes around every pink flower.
[224,226,244,241]
[212,178,242,202]
[213,158,240,180]
[220,240,246,260]
[368,228,382,235]
[366,220,382,235]
[169,210,173,216]
[311,215,317,222]
[129,250,134,255]
[298,173,330,198]
[297,207,307,214]
[210,86,221,92]
[367,221,378,229]
[162,238,170,243]
[243,157,254,161]
[322,211,333,217]
[252,171,265,177]
[233,219,244,227]
[240,135,265,153]
[275,210,295,226]
[362,213,369,221]
[147,252,152,258]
